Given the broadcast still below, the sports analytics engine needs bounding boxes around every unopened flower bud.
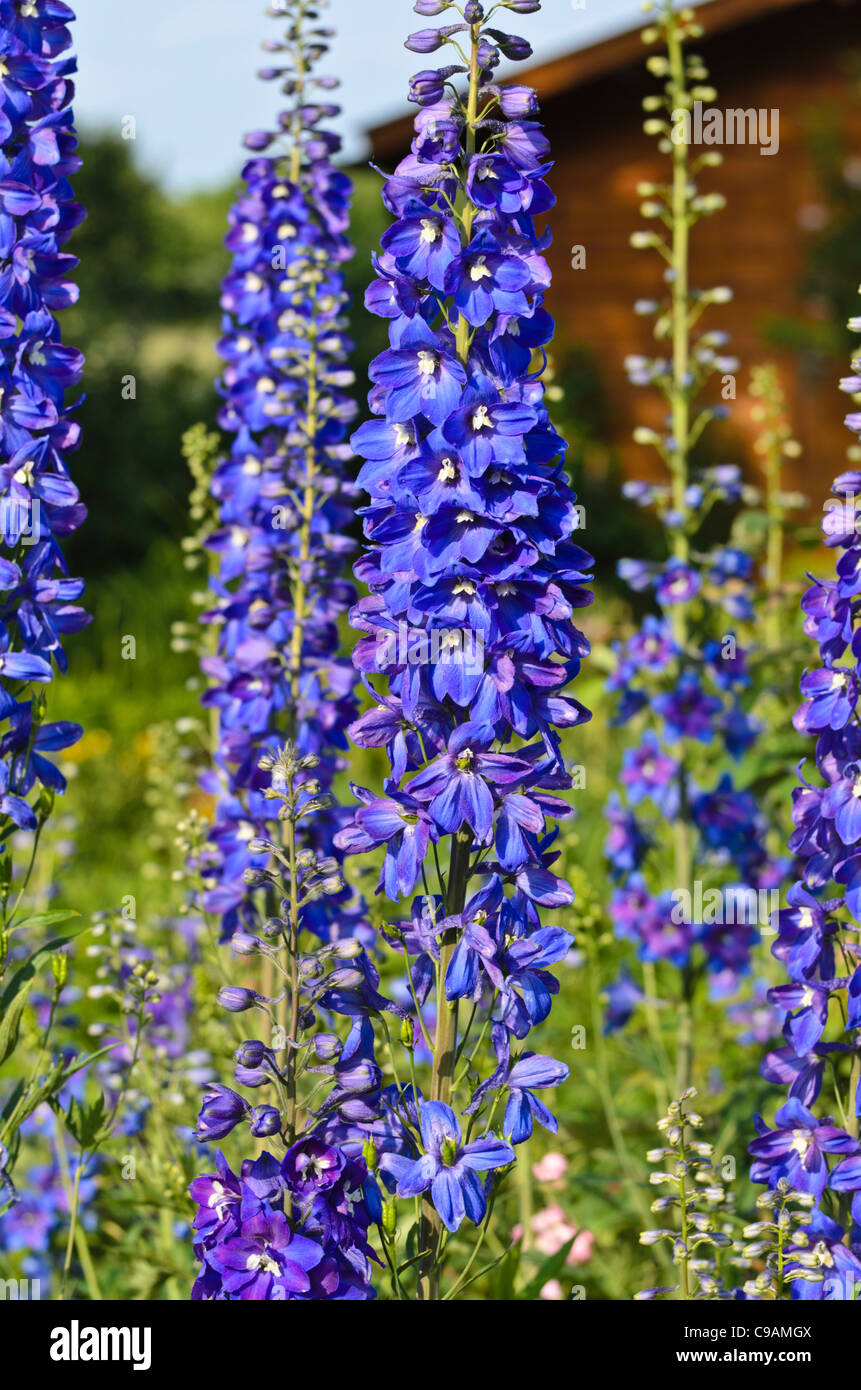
[249,1104,282,1137]
[218,986,259,1013]
[382,1199,398,1236]
[51,951,69,990]
[314,1033,342,1062]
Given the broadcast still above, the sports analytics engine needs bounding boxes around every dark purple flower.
[210,1209,332,1300]
[195,1085,250,1142]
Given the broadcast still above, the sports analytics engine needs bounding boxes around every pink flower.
[533,1203,566,1231]
[539,1278,564,1300]
[532,1151,568,1182]
[567,1228,595,1265]
[533,1204,576,1256]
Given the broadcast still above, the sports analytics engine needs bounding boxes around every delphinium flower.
[333,0,592,1300]
[747,305,861,1300]
[0,0,92,1203]
[637,1088,739,1300]
[186,3,387,1301]
[190,744,383,1301]
[0,0,88,881]
[602,1,783,1087]
[737,1179,815,1301]
[85,904,212,1137]
[198,0,365,947]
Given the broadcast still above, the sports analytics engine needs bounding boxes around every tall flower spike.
[637,1089,736,1301]
[748,298,861,1302]
[0,0,88,893]
[602,0,781,1087]
[190,744,383,1302]
[0,0,90,1239]
[189,1,384,1304]
[199,0,366,946]
[336,0,592,1299]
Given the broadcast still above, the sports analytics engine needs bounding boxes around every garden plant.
[1,0,861,1325]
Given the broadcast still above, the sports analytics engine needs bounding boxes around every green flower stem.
[641,961,671,1115]
[417,20,482,1302]
[665,2,695,1095]
[283,767,302,1144]
[677,1117,691,1300]
[418,829,471,1301]
[54,1118,102,1302]
[584,922,673,1273]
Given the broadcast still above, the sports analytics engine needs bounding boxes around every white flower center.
[420,218,440,244]
[246,1251,280,1275]
[417,350,437,377]
[791,1129,811,1157]
[472,405,491,431]
[207,1181,231,1220]
[470,255,492,282]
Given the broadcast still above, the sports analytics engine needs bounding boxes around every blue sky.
[72,0,717,195]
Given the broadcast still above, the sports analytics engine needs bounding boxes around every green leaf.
[517,1235,577,1301]
[0,990,29,1067]
[445,1244,516,1300]
[488,1242,520,1301]
[6,909,80,937]
[59,1044,119,1085]
[7,1058,65,1128]
[0,1078,24,1126]
[0,924,90,1067]
[64,1092,111,1150]
[1,1045,118,1150]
